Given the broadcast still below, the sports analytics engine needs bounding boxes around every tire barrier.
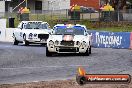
[91,31,131,49]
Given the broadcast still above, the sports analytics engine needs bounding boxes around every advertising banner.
[91,31,131,49]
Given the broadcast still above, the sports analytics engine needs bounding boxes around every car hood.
[23,29,50,34]
[49,35,86,41]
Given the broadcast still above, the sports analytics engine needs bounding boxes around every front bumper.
[26,34,49,43]
[26,38,47,44]
[48,46,87,53]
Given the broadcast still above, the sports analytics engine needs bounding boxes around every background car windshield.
[54,26,85,35]
[24,22,48,29]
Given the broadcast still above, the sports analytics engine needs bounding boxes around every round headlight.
[76,41,80,45]
[49,40,54,46]
[82,41,86,45]
[55,40,59,45]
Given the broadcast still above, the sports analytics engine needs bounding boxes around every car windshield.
[24,22,48,29]
[54,26,85,35]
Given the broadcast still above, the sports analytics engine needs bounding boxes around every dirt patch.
[0,79,131,88]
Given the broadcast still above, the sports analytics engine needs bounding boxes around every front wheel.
[89,46,91,54]
[84,48,89,56]
[46,47,53,57]
[13,35,19,45]
[23,35,29,46]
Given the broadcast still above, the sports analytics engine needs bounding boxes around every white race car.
[13,21,51,46]
[46,24,92,56]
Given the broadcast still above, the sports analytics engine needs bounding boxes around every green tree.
[104,0,126,10]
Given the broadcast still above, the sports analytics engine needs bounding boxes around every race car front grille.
[60,41,74,46]
[38,34,49,39]
[59,48,78,52]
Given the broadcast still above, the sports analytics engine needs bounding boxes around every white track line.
[0,65,89,70]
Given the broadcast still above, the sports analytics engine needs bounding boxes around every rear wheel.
[23,35,29,46]
[46,47,53,57]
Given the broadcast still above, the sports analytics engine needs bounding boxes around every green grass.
[94,26,132,32]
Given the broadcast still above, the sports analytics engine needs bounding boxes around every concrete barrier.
[5,28,16,42]
[0,19,6,42]
[0,19,15,42]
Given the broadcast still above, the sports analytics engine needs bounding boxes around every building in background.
[43,0,70,10]
[70,0,100,10]
[2,0,70,12]
[1,0,100,12]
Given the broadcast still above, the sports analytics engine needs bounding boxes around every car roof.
[21,21,48,24]
[54,24,86,28]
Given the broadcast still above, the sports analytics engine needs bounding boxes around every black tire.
[13,35,19,45]
[13,33,19,45]
[23,35,29,46]
[89,46,91,54]
[76,75,86,85]
[84,48,89,56]
[46,47,53,57]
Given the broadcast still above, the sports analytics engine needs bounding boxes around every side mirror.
[85,33,88,36]
[85,31,88,36]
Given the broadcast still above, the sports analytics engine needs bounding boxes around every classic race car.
[46,24,92,56]
[13,21,51,46]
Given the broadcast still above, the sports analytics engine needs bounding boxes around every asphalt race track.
[0,42,132,84]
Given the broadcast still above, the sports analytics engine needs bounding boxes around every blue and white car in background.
[46,24,92,56]
[13,21,51,46]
